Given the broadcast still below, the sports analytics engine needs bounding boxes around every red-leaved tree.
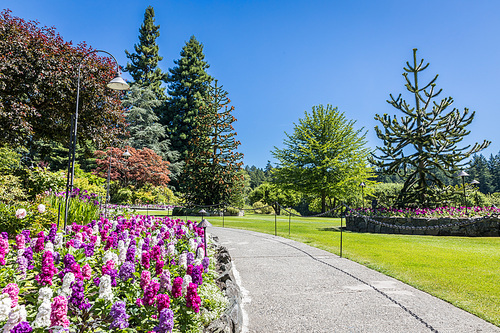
[0,9,126,148]
[93,146,170,188]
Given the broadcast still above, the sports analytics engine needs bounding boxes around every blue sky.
[3,0,500,168]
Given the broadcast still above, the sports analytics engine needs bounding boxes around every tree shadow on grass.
[318,226,345,232]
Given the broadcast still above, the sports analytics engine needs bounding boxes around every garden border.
[346,215,500,236]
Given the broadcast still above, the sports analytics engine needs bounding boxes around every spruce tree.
[122,85,182,182]
[124,6,167,99]
[371,49,490,206]
[182,80,243,205]
[163,35,213,160]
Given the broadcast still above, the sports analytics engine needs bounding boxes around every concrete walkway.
[209,227,500,333]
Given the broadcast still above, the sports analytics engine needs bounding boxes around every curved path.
[209,227,500,333]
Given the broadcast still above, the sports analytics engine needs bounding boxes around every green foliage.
[124,6,167,99]
[245,165,270,189]
[45,189,100,225]
[248,182,301,215]
[0,145,21,174]
[272,104,373,212]
[123,85,182,182]
[0,175,27,203]
[365,183,404,208]
[182,80,243,205]
[25,167,66,199]
[252,201,275,214]
[0,200,56,236]
[163,35,213,160]
[32,139,97,172]
[371,49,490,207]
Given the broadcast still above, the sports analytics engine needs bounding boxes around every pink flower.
[15,209,27,219]
[82,264,92,280]
[140,271,151,290]
[37,204,46,213]
[50,295,70,329]
[186,283,201,313]
[2,283,19,308]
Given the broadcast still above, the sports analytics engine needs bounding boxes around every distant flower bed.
[349,206,500,218]
[0,215,226,332]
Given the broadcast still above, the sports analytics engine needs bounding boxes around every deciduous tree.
[0,9,126,149]
[272,104,372,213]
[93,146,170,188]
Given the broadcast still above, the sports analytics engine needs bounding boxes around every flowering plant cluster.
[45,188,100,225]
[350,206,500,218]
[0,215,227,332]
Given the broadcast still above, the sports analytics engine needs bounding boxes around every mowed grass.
[140,210,500,327]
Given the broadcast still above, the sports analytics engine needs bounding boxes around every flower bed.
[0,215,227,332]
[350,206,500,218]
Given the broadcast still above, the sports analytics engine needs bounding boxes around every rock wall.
[346,216,500,237]
[204,236,243,333]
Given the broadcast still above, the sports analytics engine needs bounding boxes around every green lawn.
[140,211,500,327]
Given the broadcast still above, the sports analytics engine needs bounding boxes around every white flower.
[167,244,176,257]
[92,224,99,235]
[182,274,192,296]
[0,294,12,322]
[45,241,54,253]
[189,238,197,253]
[118,240,126,264]
[196,247,205,260]
[102,251,118,265]
[193,259,202,267]
[15,209,27,219]
[16,249,24,257]
[38,287,53,304]
[37,204,46,213]
[136,239,144,258]
[95,235,101,248]
[33,299,51,328]
[179,252,187,270]
[54,233,63,249]
[98,275,113,302]
[2,304,26,333]
[59,273,75,298]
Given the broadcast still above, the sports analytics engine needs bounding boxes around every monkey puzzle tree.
[371,49,490,206]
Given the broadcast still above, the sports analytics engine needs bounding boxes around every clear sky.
[3,0,500,168]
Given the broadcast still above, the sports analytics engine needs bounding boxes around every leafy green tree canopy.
[371,49,490,206]
[272,104,373,212]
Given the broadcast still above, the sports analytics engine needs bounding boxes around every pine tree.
[122,85,183,182]
[163,35,213,160]
[124,6,167,99]
[182,80,243,205]
[371,49,490,206]
[467,154,493,193]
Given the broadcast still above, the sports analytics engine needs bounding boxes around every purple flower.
[143,280,160,306]
[119,261,135,282]
[47,224,57,243]
[154,308,174,333]
[186,252,195,266]
[109,301,129,329]
[63,254,76,269]
[21,230,31,244]
[191,265,203,285]
[202,257,210,271]
[22,247,34,270]
[9,321,32,333]
[126,245,136,262]
[69,279,90,311]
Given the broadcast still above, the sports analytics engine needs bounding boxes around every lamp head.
[360,182,366,187]
[457,171,469,178]
[470,179,480,185]
[107,73,130,91]
[197,219,212,228]
[122,149,131,158]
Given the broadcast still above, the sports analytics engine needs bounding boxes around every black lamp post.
[360,182,366,210]
[197,218,212,257]
[63,49,129,229]
[457,171,469,214]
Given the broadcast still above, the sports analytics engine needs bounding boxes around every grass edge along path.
[141,211,500,327]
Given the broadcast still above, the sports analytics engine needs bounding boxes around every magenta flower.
[171,277,183,298]
[2,283,19,308]
[186,283,201,313]
[35,251,58,286]
[50,295,70,329]
[140,270,151,290]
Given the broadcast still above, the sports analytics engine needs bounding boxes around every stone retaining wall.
[204,236,243,333]
[346,216,500,237]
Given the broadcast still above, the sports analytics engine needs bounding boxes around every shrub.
[25,167,66,198]
[0,174,27,203]
[252,201,275,214]
[0,199,56,236]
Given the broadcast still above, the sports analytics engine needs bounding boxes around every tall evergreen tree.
[182,81,243,205]
[467,154,493,193]
[124,6,167,99]
[488,152,500,193]
[163,35,213,160]
[371,49,490,206]
[122,85,183,183]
